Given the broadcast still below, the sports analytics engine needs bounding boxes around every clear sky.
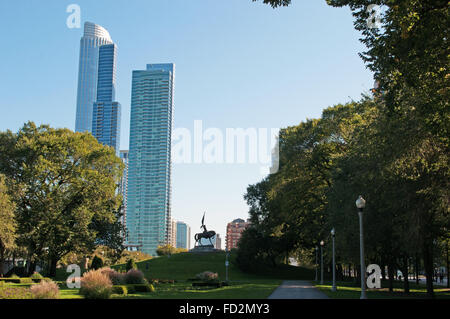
[0,0,373,248]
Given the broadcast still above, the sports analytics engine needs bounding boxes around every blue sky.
[0,0,373,247]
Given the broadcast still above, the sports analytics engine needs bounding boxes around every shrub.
[125,269,146,284]
[30,280,60,299]
[99,267,125,285]
[126,285,136,294]
[195,271,219,283]
[79,269,112,299]
[131,284,155,293]
[0,286,33,299]
[91,255,104,270]
[9,274,20,279]
[125,258,137,272]
[19,278,33,284]
[112,285,128,295]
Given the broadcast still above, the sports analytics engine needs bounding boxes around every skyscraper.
[176,221,191,250]
[92,44,121,153]
[169,218,177,248]
[127,64,175,256]
[119,150,129,238]
[75,22,113,134]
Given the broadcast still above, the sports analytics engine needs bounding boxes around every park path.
[268,280,329,299]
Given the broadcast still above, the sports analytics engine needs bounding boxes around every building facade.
[92,44,121,153]
[75,22,113,133]
[225,218,251,251]
[169,218,177,247]
[176,221,191,250]
[214,233,222,250]
[118,150,129,238]
[126,64,175,256]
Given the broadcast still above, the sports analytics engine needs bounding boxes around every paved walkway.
[268,280,329,299]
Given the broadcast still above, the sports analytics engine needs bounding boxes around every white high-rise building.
[75,22,113,133]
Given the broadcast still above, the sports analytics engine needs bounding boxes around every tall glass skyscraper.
[176,221,191,249]
[126,64,175,256]
[92,44,121,153]
[75,22,113,134]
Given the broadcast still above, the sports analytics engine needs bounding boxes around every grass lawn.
[37,251,314,299]
[314,280,450,299]
[108,251,312,299]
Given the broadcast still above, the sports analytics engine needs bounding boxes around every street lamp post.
[225,249,229,282]
[315,246,318,281]
[331,228,336,292]
[356,195,367,299]
[320,240,324,284]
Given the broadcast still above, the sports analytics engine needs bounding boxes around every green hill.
[114,251,314,282]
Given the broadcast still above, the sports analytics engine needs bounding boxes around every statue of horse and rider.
[194,212,216,247]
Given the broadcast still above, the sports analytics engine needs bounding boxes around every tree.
[126,258,137,272]
[326,0,449,298]
[252,0,291,8]
[0,122,124,276]
[0,174,16,276]
[90,255,104,270]
[155,244,186,256]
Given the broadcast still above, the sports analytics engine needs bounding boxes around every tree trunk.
[0,245,5,276]
[446,240,449,289]
[27,260,37,276]
[337,263,343,281]
[402,256,410,293]
[48,257,58,278]
[355,265,360,284]
[387,263,394,292]
[423,241,435,298]
[415,255,420,285]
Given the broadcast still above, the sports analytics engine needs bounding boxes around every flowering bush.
[124,269,146,284]
[79,269,112,299]
[195,271,219,283]
[30,280,60,299]
[99,267,125,285]
[0,286,33,299]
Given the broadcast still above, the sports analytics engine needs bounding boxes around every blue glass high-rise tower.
[92,44,121,153]
[75,22,113,134]
[126,64,174,256]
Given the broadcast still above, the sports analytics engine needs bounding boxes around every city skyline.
[0,1,374,244]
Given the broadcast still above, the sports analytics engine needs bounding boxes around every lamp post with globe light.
[356,195,367,299]
[320,240,324,284]
[331,228,336,292]
[315,246,318,281]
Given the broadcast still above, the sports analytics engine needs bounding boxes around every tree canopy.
[0,122,125,276]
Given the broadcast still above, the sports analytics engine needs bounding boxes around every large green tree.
[0,174,16,276]
[0,122,124,276]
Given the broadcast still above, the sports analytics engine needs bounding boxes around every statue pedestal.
[189,245,221,253]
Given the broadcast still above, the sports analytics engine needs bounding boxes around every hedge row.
[112,284,155,295]
[0,277,51,284]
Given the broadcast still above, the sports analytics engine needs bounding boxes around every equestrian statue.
[194,212,216,247]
